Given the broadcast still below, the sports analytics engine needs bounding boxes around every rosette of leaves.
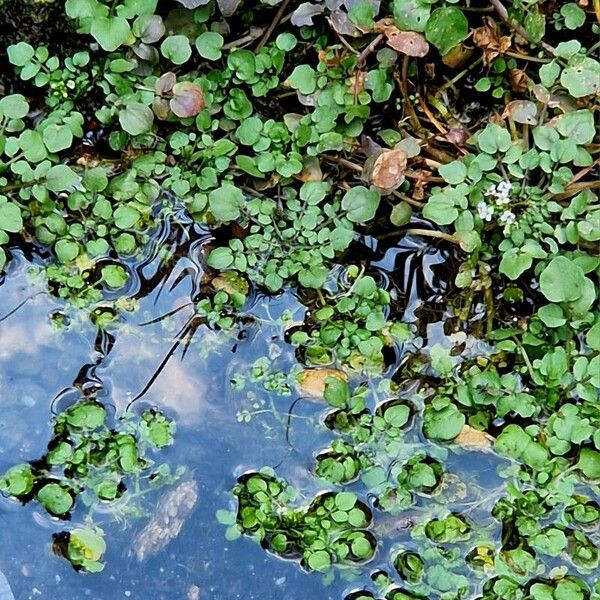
[206,182,363,292]
[223,471,375,572]
[290,266,411,372]
[0,400,175,515]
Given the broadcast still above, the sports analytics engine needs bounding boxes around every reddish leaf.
[387,31,429,57]
[169,82,205,118]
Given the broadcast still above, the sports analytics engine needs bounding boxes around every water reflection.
[0,242,511,600]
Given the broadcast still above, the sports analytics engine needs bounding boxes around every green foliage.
[222,470,375,572]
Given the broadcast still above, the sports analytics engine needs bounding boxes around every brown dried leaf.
[170,82,205,118]
[473,19,512,66]
[454,425,494,451]
[387,31,429,57]
[441,44,473,69]
[371,149,408,190]
[508,68,529,93]
[297,368,347,399]
[297,156,323,182]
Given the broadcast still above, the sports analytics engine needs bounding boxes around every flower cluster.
[477,181,516,232]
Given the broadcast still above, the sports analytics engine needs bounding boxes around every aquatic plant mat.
[0,0,599,598]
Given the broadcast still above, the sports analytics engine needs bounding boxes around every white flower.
[497,180,512,195]
[484,184,497,197]
[499,210,516,225]
[477,202,494,222]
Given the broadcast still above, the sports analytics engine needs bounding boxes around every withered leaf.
[297,368,347,399]
[454,425,494,451]
[370,149,408,190]
[387,31,429,57]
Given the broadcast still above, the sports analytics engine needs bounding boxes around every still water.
[0,232,506,600]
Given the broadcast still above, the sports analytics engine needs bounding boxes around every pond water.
[0,229,515,600]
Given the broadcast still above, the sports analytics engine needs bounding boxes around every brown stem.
[256,0,291,51]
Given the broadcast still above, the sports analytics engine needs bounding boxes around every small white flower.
[477,202,494,222]
[497,180,512,195]
[484,184,497,197]
[499,210,516,225]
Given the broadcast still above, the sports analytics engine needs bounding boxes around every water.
[0,236,509,600]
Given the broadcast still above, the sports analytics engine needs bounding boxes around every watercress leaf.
[195,31,224,60]
[208,183,243,222]
[438,160,467,185]
[119,103,154,136]
[539,256,585,303]
[91,17,131,52]
[37,483,73,515]
[341,186,380,223]
[0,202,23,233]
[425,7,468,56]
[161,35,192,65]
[393,0,430,32]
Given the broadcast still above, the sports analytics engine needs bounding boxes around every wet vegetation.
[0,0,598,598]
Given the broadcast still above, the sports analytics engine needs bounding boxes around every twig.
[358,33,384,65]
[321,154,363,172]
[257,0,291,51]
[328,19,360,55]
[379,228,461,245]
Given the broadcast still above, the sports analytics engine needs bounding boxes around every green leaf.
[539,256,585,303]
[499,249,532,280]
[101,264,129,289]
[334,491,356,511]
[423,404,465,441]
[577,448,600,479]
[390,202,412,226]
[341,186,380,223]
[438,160,467,185]
[91,17,131,52]
[561,56,600,98]
[55,239,79,263]
[114,205,141,229]
[161,35,192,65]
[393,0,430,32]
[425,7,468,56]
[477,123,512,154]
[0,94,29,119]
[43,124,73,153]
[207,247,234,269]
[195,31,224,60]
[307,550,331,572]
[287,65,317,95]
[561,3,586,29]
[524,10,545,44]
[119,103,154,136]
[37,483,73,515]
[64,401,106,428]
[7,42,34,66]
[0,202,23,233]
[556,110,595,144]
[0,464,35,496]
[323,377,350,408]
[209,183,243,221]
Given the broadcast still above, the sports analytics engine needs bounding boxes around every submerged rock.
[0,570,14,600]
[132,480,199,562]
